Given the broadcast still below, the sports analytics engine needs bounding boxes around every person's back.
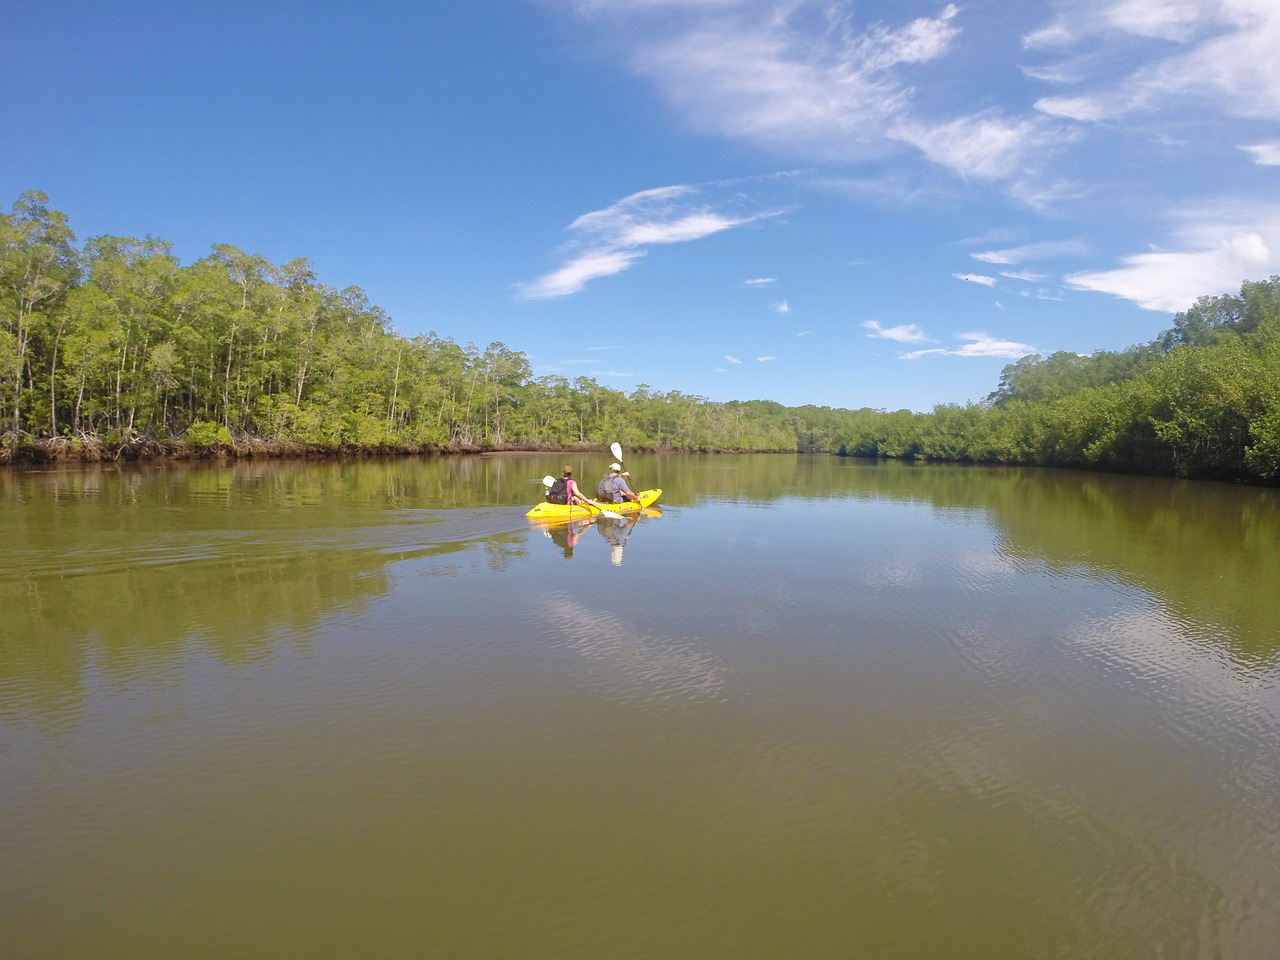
[597,473,621,503]
[549,465,590,505]
[598,464,639,505]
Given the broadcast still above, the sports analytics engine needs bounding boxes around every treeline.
[1,190,840,458]
[832,277,1280,484]
[3,190,1279,483]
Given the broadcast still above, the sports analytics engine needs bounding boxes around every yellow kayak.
[526,488,662,521]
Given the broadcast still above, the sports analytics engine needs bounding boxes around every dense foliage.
[0,191,842,455]
[3,191,1278,483]
[831,279,1280,484]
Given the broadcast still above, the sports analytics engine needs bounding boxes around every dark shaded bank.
[0,436,625,467]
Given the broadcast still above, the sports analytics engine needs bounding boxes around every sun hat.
[609,462,622,471]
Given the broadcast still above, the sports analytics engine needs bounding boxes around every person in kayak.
[597,463,642,506]
[548,465,596,507]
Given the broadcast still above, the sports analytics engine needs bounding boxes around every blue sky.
[5,0,1279,411]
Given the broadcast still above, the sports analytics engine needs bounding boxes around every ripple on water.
[536,590,727,704]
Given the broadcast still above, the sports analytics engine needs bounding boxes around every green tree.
[0,191,80,435]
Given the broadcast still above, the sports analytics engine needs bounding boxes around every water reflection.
[540,517,595,559]
[534,510,657,564]
[594,514,642,566]
[640,455,1280,664]
[3,455,1280,959]
[538,592,726,703]
[3,456,1279,713]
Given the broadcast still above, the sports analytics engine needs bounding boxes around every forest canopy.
[3,191,1279,484]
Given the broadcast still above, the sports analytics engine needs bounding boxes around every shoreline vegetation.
[0,435,647,467]
[4,190,1279,484]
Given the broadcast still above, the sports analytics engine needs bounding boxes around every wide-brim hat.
[609,462,622,471]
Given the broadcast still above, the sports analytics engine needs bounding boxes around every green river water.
[2,453,1278,959]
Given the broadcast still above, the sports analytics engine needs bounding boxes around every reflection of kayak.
[526,488,662,521]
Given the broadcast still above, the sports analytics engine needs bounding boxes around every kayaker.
[560,465,594,507]
[597,463,642,506]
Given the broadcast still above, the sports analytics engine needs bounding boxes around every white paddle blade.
[543,475,555,487]
[610,442,623,462]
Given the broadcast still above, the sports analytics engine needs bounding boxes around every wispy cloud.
[1241,142,1280,166]
[1029,1,1280,124]
[519,183,774,299]
[724,354,743,364]
[1019,288,1066,302]
[863,320,931,343]
[953,273,998,287]
[970,239,1088,264]
[902,332,1036,361]
[757,355,776,362]
[774,299,790,313]
[521,249,644,300]
[891,111,1060,183]
[744,276,777,286]
[552,0,1280,324]
[565,1,1067,192]
[1065,208,1280,311]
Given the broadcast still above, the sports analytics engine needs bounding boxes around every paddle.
[543,475,623,519]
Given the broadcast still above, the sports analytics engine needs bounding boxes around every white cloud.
[892,111,1058,182]
[744,276,777,285]
[1066,221,1277,311]
[1030,0,1280,123]
[774,299,790,313]
[757,355,776,362]
[1106,0,1206,42]
[724,354,743,364]
[1241,142,1280,165]
[520,249,646,300]
[855,4,961,72]
[1000,269,1051,281]
[565,0,1073,189]
[901,332,1036,360]
[1019,288,1067,301]
[971,239,1089,264]
[863,320,932,343]
[953,273,998,286]
[952,332,1037,357]
[519,183,774,299]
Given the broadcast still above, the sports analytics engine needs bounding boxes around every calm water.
[2,454,1278,959]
